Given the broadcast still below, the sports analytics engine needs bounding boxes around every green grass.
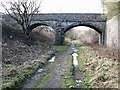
[2,46,70,89]
[37,74,50,88]
[72,40,83,46]
[77,46,99,88]
[77,46,88,71]
[2,64,39,89]
[1,52,55,89]
[63,74,76,87]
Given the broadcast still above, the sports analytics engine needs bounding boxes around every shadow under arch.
[29,23,54,31]
[64,22,102,34]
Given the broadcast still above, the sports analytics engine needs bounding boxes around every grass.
[77,46,99,88]
[2,45,69,89]
[63,74,76,88]
[1,52,56,89]
[77,46,88,71]
[76,46,118,88]
[1,64,40,90]
[72,40,83,46]
[37,74,50,88]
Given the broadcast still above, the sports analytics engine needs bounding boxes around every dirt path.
[43,46,73,88]
[22,45,74,88]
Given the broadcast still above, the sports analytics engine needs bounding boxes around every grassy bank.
[1,46,56,90]
[77,46,118,88]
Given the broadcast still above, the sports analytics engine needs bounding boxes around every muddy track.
[22,45,74,89]
[43,46,73,88]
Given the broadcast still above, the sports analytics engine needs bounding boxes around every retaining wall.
[106,14,119,49]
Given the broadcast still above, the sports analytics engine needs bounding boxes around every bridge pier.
[99,33,105,45]
[55,26,65,45]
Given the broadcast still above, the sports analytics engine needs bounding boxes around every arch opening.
[30,23,56,45]
[64,26,101,46]
[64,23,102,34]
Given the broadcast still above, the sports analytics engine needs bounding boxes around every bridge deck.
[33,13,106,22]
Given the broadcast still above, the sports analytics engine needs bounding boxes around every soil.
[2,21,55,66]
[1,20,56,89]
[22,45,74,88]
[43,46,73,88]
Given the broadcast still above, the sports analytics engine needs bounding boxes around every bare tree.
[1,0,41,39]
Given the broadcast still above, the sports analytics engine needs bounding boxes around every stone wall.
[2,14,107,45]
[33,13,106,22]
[106,15,119,48]
[118,14,120,50]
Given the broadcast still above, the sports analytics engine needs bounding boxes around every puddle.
[72,46,84,87]
[37,69,43,72]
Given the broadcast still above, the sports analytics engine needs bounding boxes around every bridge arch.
[64,22,102,34]
[29,23,51,31]
[55,22,106,45]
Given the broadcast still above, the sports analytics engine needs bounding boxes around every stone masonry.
[2,13,107,45]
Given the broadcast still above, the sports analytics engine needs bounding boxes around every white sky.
[40,0,103,13]
[0,0,103,13]
[0,0,103,30]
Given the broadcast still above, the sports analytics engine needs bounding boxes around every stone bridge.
[3,13,107,45]
[30,13,107,45]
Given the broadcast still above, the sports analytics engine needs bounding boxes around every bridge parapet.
[33,13,107,22]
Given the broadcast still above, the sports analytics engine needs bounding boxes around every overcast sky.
[40,0,103,13]
[0,0,103,13]
[0,0,104,30]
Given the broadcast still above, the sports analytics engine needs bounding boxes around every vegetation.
[72,40,83,46]
[55,46,69,53]
[2,59,46,89]
[1,0,41,38]
[64,28,99,45]
[104,2,120,20]
[1,43,56,89]
[37,46,70,88]
[62,56,76,88]
[77,46,118,88]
